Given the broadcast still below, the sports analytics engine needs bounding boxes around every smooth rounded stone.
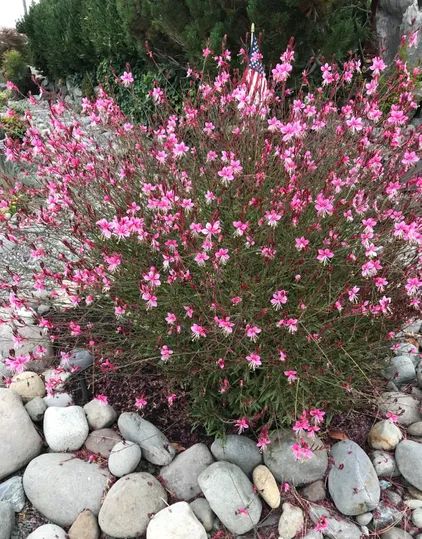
[43,392,73,407]
[25,396,47,421]
[252,464,280,509]
[396,440,422,490]
[412,507,422,527]
[368,420,403,450]
[23,453,110,527]
[278,502,304,539]
[411,386,422,400]
[404,499,422,509]
[0,501,14,539]
[381,529,412,539]
[418,361,422,388]
[160,443,214,501]
[68,509,100,539]
[378,392,421,426]
[356,512,373,526]
[384,355,416,384]
[26,524,67,539]
[372,501,403,529]
[408,421,422,436]
[146,501,207,539]
[189,498,215,532]
[328,440,380,516]
[407,485,422,500]
[0,389,42,480]
[210,435,262,476]
[309,504,361,539]
[108,441,142,477]
[44,405,89,451]
[98,472,167,538]
[370,450,400,478]
[60,348,94,372]
[84,399,117,430]
[299,479,326,502]
[9,371,45,402]
[198,461,262,535]
[0,476,25,512]
[118,413,175,465]
[263,429,328,487]
[85,428,122,458]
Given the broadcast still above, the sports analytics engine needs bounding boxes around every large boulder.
[210,435,262,475]
[146,502,207,539]
[395,440,422,490]
[328,440,380,515]
[98,472,167,538]
[0,389,42,480]
[263,429,328,486]
[160,443,214,501]
[198,461,262,535]
[43,406,89,451]
[23,453,110,527]
[118,413,175,465]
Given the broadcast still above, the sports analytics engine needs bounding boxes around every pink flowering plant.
[1,41,421,437]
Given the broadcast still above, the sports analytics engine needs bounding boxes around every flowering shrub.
[1,41,421,437]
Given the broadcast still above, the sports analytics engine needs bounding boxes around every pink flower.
[386,411,398,423]
[316,248,334,264]
[69,321,81,336]
[5,354,30,373]
[215,316,234,336]
[6,81,18,91]
[104,253,122,272]
[95,394,109,406]
[314,193,334,217]
[141,290,157,309]
[160,345,173,361]
[143,267,161,287]
[120,71,134,87]
[245,324,261,341]
[277,318,298,334]
[265,210,282,227]
[165,312,177,325]
[231,296,242,305]
[292,439,313,460]
[191,323,207,339]
[284,370,298,383]
[402,151,419,167]
[135,395,147,409]
[167,393,177,406]
[315,516,329,532]
[234,417,249,434]
[246,352,262,370]
[348,286,360,303]
[369,56,386,76]
[271,290,288,310]
[194,252,209,266]
[295,236,309,251]
[405,277,421,297]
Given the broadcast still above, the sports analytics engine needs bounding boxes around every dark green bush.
[18,0,372,83]
[1,49,34,95]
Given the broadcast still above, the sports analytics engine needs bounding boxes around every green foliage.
[0,113,27,140]
[0,90,10,108]
[1,49,33,94]
[19,0,372,83]
[96,60,189,122]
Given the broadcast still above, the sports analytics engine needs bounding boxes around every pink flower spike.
[120,71,134,87]
[234,417,249,434]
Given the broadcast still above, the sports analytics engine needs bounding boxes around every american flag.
[242,33,267,104]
